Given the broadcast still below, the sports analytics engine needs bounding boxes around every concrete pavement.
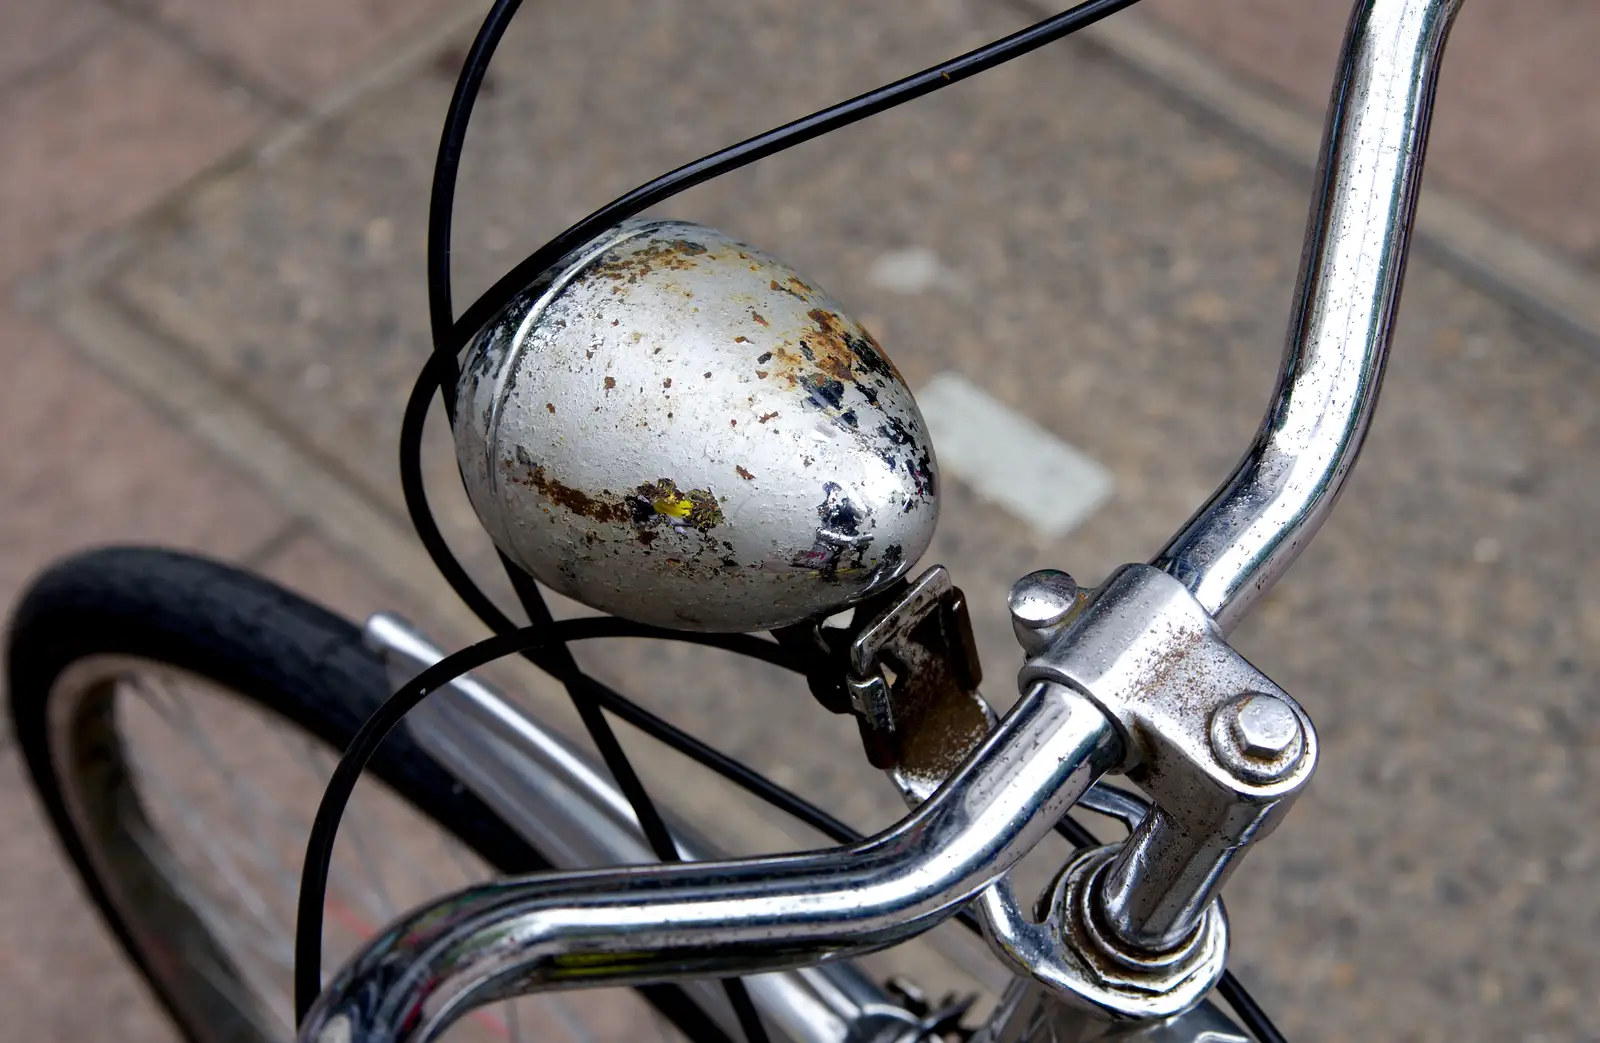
[4,1,1599,1040]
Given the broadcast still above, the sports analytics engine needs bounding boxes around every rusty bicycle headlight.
[456,219,940,632]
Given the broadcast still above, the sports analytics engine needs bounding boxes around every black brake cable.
[293,0,1290,1039]
[423,0,528,421]
[431,0,1148,367]
[496,564,776,1043]
[293,617,779,1023]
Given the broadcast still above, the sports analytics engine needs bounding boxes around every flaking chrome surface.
[456,219,939,632]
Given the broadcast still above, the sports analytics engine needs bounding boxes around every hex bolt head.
[1009,570,1080,656]
[1210,692,1305,782]
[1230,694,1300,757]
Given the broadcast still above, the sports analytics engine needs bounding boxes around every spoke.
[124,740,287,954]
[195,915,297,1031]
[133,823,295,985]
[289,734,406,906]
[130,670,186,721]
[124,672,415,999]
[539,995,595,1043]
[336,815,400,921]
[134,675,395,948]
[123,808,301,1034]
[129,676,307,906]
[135,676,287,823]
[297,732,473,923]
[184,927,296,1037]
[287,735,401,924]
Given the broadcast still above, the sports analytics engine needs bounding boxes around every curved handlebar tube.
[1152,0,1463,632]
[300,683,1120,1043]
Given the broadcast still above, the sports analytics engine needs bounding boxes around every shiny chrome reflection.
[973,979,1249,1043]
[300,681,1121,1043]
[365,613,928,1043]
[1152,0,1464,633]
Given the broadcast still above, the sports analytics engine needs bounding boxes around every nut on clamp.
[984,564,1318,1021]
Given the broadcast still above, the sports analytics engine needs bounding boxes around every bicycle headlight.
[456,219,939,632]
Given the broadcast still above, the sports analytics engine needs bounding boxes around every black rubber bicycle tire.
[5,545,728,1043]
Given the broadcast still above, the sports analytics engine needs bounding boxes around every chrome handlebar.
[302,682,1120,1043]
[300,1,1460,1038]
[1154,0,1461,632]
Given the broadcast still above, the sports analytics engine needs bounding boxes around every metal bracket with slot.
[843,565,996,805]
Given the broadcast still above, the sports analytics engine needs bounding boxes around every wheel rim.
[44,655,671,1043]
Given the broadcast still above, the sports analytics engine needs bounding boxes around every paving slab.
[0,741,178,1043]
[124,0,458,108]
[24,0,1600,1041]
[0,0,111,90]
[0,17,266,285]
[0,2,672,1041]
[1145,0,1600,263]
[0,306,291,612]
[0,306,298,1040]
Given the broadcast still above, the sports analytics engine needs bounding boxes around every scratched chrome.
[978,847,1229,1023]
[1018,565,1315,965]
[456,219,938,633]
[363,612,928,1043]
[1151,0,1464,634]
[299,681,1122,1043]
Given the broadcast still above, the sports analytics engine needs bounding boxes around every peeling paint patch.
[507,456,725,544]
[455,218,943,632]
[590,237,709,285]
[790,482,874,580]
[799,374,846,410]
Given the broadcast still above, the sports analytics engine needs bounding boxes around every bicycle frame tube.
[1152,0,1462,633]
[302,1,1459,1039]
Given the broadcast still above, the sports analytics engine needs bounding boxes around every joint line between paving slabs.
[999,0,1600,352]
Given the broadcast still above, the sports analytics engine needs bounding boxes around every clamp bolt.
[1210,692,1304,782]
[1009,570,1079,656]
